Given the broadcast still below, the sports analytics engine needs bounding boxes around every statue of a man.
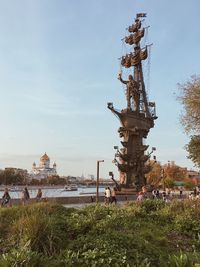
[118,73,140,111]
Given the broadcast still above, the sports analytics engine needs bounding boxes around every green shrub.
[0,201,200,266]
[7,203,70,255]
[0,242,48,267]
[174,212,200,237]
[140,199,166,213]
[168,251,200,267]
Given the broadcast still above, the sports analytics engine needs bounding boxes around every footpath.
[5,194,137,206]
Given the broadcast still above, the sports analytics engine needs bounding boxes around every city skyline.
[0,0,199,178]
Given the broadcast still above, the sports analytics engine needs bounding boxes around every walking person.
[152,189,157,199]
[156,189,160,199]
[111,187,117,204]
[162,191,167,201]
[36,188,42,202]
[104,187,108,204]
[166,188,171,197]
[105,187,111,204]
[137,191,144,202]
[1,188,11,207]
[21,187,30,205]
[179,188,183,199]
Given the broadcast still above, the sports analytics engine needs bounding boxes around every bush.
[0,200,200,266]
[168,251,200,267]
[2,203,71,255]
[140,199,166,213]
[0,242,48,267]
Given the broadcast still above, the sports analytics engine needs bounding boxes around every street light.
[161,168,165,190]
[109,171,114,178]
[96,160,104,203]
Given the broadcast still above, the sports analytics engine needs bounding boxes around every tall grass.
[0,200,200,266]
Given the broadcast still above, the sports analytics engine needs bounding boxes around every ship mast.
[108,13,157,190]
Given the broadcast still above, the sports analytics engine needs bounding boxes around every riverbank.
[4,194,136,206]
[3,193,189,207]
[0,185,190,206]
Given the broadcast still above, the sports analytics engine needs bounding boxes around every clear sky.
[0,0,199,178]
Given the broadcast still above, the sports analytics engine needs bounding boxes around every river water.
[0,186,192,200]
[0,186,105,199]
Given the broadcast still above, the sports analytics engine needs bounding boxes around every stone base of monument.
[116,188,137,195]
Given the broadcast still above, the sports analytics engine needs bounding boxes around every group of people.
[188,186,200,199]
[104,187,117,204]
[150,187,200,202]
[1,187,43,207]
[151,189,171,202]
[136,187,171,202]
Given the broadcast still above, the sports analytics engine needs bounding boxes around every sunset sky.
[0,0,199,178]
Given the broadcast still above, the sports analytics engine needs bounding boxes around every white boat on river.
[63,184,78,191]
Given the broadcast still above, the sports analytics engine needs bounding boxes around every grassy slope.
[0,199,200,266]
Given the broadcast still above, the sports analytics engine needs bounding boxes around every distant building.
[192,176,200,185]
[31,153,57,179]
[186,169,200,185]
[187,169,199,178]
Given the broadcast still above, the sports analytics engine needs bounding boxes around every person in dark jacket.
[1,188,11,207]
[21,187,30,205]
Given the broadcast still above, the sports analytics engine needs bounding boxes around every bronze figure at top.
[118,73,140,112]
[108,13,157,190]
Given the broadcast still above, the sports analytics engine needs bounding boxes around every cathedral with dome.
[31,153,57,179]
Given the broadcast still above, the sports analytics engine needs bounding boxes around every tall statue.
[118,73,140,111]
[108,14,157,190]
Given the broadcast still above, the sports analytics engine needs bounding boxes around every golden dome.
[40,153,50,161]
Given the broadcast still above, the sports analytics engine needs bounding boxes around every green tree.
[0,169,25,185]
[146,161,162,187]
[30,178,41,185]
[47,175,66,185]
[177,75,200,168]
[163,163,187,181]
[164,177,175,189]
[177,75,200,134]
[184,180,195,190]
[185,135,200,168]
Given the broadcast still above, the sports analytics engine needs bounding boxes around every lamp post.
[161,168,165,190]
[96,160,104,203]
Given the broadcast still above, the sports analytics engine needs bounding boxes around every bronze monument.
[108,13,157,190]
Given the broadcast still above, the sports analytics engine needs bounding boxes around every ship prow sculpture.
[108,13,157,191]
